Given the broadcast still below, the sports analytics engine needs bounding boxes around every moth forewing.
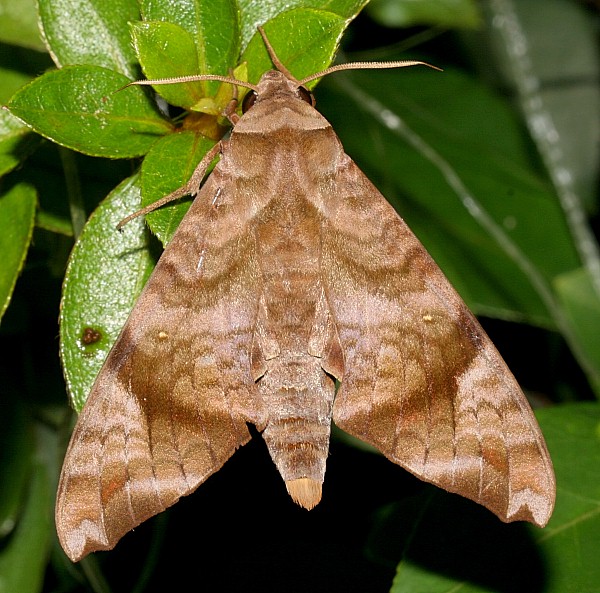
[56,27,555,562]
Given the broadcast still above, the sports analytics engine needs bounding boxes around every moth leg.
[224,103,240,125]
[116,141,223,229]
[223,68,241,125]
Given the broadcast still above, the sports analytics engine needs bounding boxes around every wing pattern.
[56,170,265,561]
[318,159,554,527]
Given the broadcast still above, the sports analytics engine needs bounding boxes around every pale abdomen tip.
[285,478,322,510]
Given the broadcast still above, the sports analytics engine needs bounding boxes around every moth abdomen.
[262,416,329,511]
[257,354,335,509]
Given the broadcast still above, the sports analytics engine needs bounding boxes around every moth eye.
[242,90,258,113]
[298,86,316,107]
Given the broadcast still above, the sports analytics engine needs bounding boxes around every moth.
[56,27,555,562]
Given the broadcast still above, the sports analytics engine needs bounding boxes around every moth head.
[242,72,316,113]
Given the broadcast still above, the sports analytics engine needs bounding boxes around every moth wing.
[322,159,555,527]
[56,171,263,561]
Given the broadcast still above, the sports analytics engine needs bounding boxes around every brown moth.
[56,28,555,562]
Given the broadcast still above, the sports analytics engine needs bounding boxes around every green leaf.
[554,268,600,394]
[238,0,368,49]
[0,111,39,178]
[534,403,600,593]
[8,66,172,158]
[0,396,31,540]
[38,0,141,77]
[35,210,74,237]
[242,8,348,86]
[470,1,600,372]
[131,21,205,108]
[317,67,580,325]
[367,0,481,28]
[140,0,240,94]
[60,174,155,410]
[476,0,600,210]
[141,131,216,245]
[0,0,45,51]
[0,426,53,593]
[0,36,44,178]
[0,58,45,105]
[0,183,36,321]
